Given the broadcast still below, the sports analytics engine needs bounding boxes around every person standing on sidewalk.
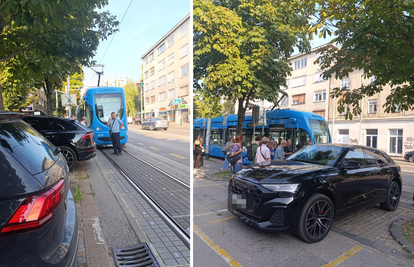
[221,137,234,171]
[256,137,271,166]
[284,139,293,157]
[194,136,205,169]
[107,112,124,156]
[251,134,263,165]
[230,134,243,174]
[275,140,287,161]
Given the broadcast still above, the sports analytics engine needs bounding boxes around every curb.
[390,219,414,255]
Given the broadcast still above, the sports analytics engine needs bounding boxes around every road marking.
[322,246,362,267]
[193,209,230,217]
[194,224,243,267]
[137,142,144,145]
[209,205,218,208]
[402,170,414,174]
[208,215,236,224]
[150,147,161,151]
[91,217,105,244]
[170,153,186,159]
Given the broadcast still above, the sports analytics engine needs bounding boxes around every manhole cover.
[112,243,160,267]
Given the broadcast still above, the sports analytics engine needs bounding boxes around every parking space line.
[137,142,144,145]
[208,215,236,224]
[150,147,161,151]
[194,224,243,267]
[322,246,362,267]
[170,153,186,159]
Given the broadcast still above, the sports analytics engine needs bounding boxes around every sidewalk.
[193,156,227,179]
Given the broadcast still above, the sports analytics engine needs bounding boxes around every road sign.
[61,94,77,106]
[174,99,180,104]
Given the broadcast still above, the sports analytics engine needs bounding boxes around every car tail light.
[167,121,169,124]
[0,179,65,234]
[154,122,157,125]
[82,132,94,139]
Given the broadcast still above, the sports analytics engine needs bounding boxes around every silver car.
[141,117,169,131]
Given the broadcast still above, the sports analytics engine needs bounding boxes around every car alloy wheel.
[298,193,334,243]
[60,146,77,171]
[141,125,145,130]
[150,125,154,131]
[409,156,413,163]
[164,128,167,130]
[380,181,400,211]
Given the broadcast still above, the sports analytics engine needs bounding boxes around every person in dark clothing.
[107,112,124,155]
[284,139,292,157]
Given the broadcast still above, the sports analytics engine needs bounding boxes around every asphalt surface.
[193,157,414,267]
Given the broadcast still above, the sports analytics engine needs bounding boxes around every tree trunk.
[236,97,247,135]
[0,84,4,110]
[44,77,53,115]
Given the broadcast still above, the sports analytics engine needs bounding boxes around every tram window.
[296,129,310,149]
[85,105,93,128]
[210,130,221,145]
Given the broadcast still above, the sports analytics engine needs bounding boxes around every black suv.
[22,115,96,171]
[0,112,78,266]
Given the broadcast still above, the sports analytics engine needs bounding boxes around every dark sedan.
[228,144,401,243]
[404,151,414,162]
[22,115,96,171]
[0,112,78,266]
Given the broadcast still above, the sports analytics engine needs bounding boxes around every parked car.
[0,111,78,266]
[141,117,169,131]
[404,151,414,162]
[228,144,401,243]
[22,115,96,171]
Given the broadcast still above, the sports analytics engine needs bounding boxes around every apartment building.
[21,87,48,115]
[100,77,126,88]
[140,14,191,124]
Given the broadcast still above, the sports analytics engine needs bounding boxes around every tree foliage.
[194,0,316,134]
[315,0,414,119]
[124,79,140,118]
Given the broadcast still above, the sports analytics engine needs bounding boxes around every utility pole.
[67,75,71,118]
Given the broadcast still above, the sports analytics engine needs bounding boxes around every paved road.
[193,157,414,267]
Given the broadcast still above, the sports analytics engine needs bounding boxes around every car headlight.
[261,184,300,193]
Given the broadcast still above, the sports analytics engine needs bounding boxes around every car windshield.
[287,145,344,166]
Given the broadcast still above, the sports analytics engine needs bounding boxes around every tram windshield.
[94,93,124,124]
[309,119,330,143]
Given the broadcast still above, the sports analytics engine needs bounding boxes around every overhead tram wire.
[99,0,134,64]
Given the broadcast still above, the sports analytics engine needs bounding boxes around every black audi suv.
[22,115,96,171]
[0,112,78,266]
[228,144,401,243]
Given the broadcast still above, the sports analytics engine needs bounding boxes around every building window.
[159,91,166,101]
[389,129,403,155]
[293,58,307,70]
[366,129,378,148]
[158,59,165,71]
[368,100,377,114]
[168,71,175,83]
[167,53,174,66]
[158,43,165,56]
[168,89,175,99]
[149,52,154,62]
[167,34,174,48]
[180,64,189,77]
[314,72,325,83]
[145,84,149,92]
[180,44,188,58]
[292,94,305,105]
[158,75,166,87]
[280,96,288,106]
[180,85,189,96]
[145,97,149,104]
[370,75,376,84]
[144,56,148,66]
[179,21,188,39]
[313,110,325,118]
[339,104,348,115]
[150,80,155,90]
[145,71,149,79]
[150,67,154,76]
[341,78,350,89]
[292,76,306,87]
[314,90,326,102]
[150,95,155,103]
[393,103,401,113]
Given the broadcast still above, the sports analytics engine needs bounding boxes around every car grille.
[228,179,263,211]
[269,209,285,228]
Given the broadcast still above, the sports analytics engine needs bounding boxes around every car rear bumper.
[77,147,97,161]
[155,125,169,129]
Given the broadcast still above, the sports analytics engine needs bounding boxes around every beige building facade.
[22,87,48,115]
[100,77,126,88]
[141,14,191,124]
[247,44,414,156]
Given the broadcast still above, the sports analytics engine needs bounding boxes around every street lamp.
[90,64,105,87]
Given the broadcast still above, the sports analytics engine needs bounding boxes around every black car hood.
[235,161,331,184]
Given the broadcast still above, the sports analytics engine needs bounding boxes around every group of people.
[251,135,293,166]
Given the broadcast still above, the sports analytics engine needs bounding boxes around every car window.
[0,121,59,174]
[23,117,53,131]
[51,119,78,131]
[287,145,344,166]
[365,149,388,165]
[343,148,366,166]
[381,151,394,163]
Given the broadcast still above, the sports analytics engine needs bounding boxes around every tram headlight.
[96,126,101,130]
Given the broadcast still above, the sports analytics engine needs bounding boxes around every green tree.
[315,0,414,119]
[194,91,223,119]
[124,79,140,118]
[194,0,316,134]
[222,99,235,115]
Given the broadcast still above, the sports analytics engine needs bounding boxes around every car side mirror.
[341,160,361,170]
[53,146,61,156]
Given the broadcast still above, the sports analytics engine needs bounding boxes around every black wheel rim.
[306,200,332,239]
[389,183,400,208]
[62,149,75,168]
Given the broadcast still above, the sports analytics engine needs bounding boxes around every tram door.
[194,127,204,142]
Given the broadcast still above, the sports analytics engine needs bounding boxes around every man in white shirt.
[256,137,271,165]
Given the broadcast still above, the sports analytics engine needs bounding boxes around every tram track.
[100,148,190,249]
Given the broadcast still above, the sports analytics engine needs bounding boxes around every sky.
[83,0,190,88]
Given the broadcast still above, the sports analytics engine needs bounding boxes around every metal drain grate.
[112,243,161,267]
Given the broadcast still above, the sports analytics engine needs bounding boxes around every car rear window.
[0,120,60,175]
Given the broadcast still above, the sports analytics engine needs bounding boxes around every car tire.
[60,146,77,172]
[409,156,413,163]
[150,125,154,131]
[380,181,400,211]
[164,128,167,130]
[141,125,145,130]
[297,193,334,243]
